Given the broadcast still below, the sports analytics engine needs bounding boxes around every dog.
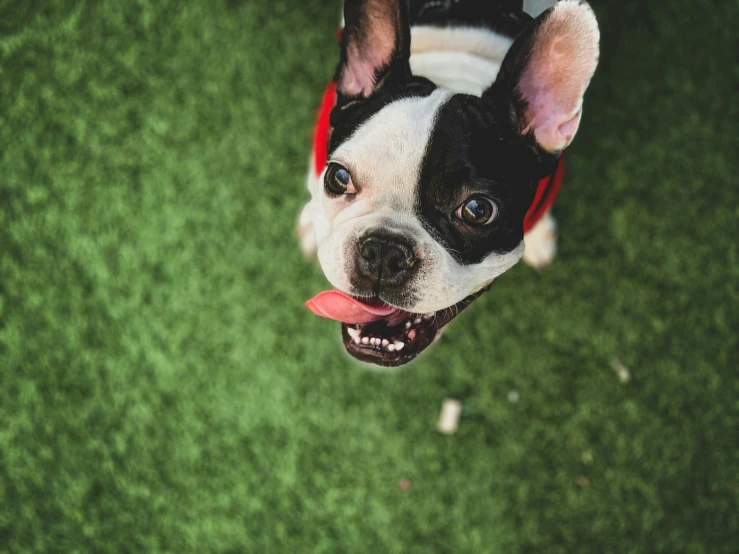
[298,0,599,367]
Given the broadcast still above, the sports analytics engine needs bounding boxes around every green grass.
[0,1,737,552]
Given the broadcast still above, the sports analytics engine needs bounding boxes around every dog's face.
[306,0,599,366]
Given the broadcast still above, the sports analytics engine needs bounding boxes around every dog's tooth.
[405,321,411,329]
[347,327,361,341]
[424,312,434,319]
[361,337,369,345]
[382,339,389,347]
[372,338,379,345]
[394,341,404,351]
[387,344,395,352]
[414,318,422,325]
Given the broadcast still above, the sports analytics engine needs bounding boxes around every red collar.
[312,81,563,234]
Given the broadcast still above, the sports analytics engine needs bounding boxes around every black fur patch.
[416,94,558,265]
[407,0,531,37]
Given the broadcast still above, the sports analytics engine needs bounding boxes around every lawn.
[0,1,736,553]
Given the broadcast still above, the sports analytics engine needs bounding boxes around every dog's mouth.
[305,287,490,367]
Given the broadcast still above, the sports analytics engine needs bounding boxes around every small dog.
[298,0,599,367]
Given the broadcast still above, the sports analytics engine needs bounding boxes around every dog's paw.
[296,202,317,259]
[523,211,558,270]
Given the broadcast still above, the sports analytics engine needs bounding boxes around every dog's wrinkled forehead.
[328,76,437,156]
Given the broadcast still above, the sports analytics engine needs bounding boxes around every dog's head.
[306,0,599,366]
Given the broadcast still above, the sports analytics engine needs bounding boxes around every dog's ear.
[337,0,411,98]
[485,0,600,153]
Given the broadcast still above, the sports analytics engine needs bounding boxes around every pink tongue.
[306,289,401,324]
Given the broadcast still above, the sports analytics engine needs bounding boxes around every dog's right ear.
[337,0,411,98]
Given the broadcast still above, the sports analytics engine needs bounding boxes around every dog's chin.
[340,286,492,367]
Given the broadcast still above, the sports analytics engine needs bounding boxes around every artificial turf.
[0,1,737,552]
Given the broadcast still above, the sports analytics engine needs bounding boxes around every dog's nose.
[357,234,417,286]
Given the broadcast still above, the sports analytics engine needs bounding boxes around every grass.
[0,1,736,552]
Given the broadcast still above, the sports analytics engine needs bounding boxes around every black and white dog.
[299,0,599,367]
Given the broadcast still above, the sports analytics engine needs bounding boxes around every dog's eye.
[324,163,355,196]
[456,196,498,226]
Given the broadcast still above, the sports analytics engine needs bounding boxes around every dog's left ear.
[485,0,600,153]
[337,0,412,98]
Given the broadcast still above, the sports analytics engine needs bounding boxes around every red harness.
[312,80,564,234]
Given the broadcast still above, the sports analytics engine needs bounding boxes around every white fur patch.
[410,25,512,95]
[411,25,513,61]
[307,90,450,293]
